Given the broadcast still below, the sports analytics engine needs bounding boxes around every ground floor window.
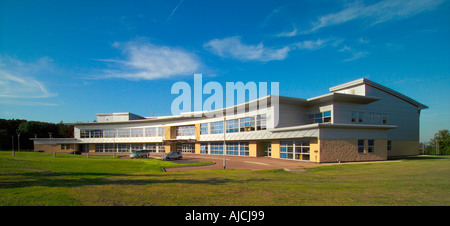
[202,142,249,156]
[280,140,310,161]
[94,143,165,153]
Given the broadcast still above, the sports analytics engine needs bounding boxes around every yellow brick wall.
[319,139,387,163]
[388,140,419,157]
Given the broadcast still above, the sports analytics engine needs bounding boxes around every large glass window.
[226,142,239,155]
[240,117,255,132]
[308,111,331,123]
[80,130,90,138]
[210,121,224,134]
[118,129,130,137]
[280,140,310,160]
[226,119,239,133]
[200,143,209,154]
[177,126,195,136]
[103,129,116,138]
[256,114,267,130]
[200,123,209,135]
[145,127,158,137]
[131,128,143,137]
[210,142,224,155]
[240,142,249,156]
[91,130,103,138]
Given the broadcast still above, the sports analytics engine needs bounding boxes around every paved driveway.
[163,154,323,172]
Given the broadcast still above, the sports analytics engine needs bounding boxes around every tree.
[426,129,450,155]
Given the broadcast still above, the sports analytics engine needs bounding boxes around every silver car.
[162,151,182,161]
[130,150,150,159]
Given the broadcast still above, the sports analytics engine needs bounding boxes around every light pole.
[12,136,14,157]
[49,132,53,156]
[17,132,20,153]
[223,114,226,169]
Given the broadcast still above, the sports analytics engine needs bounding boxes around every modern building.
[31,78,428,163]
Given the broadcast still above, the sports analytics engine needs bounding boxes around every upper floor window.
[226,119,239,133]
[210,121,224,134]
[256,114,267,130]
[177,126,195,136]
[200,123,209,135]
[240,117,255,132]
[351,111,364,123]
[309,111,331,123]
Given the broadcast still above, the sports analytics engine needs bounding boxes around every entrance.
[263,141,271,157]
[177,143,195,153]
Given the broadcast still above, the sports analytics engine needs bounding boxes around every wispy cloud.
[294,38,329,50]
[204,36,291,62]
[305,0,443,33]
[276,26,298,37]
[0,56,58,103]
[339,45,369,62]
[96,40,202,80]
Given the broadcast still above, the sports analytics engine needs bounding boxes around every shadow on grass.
[388,155,449,161]
[0,171,273,189]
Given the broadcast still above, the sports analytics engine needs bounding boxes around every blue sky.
[0,0,449,142]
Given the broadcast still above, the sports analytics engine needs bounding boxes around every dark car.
[33,150,44,153]
[68,151,82,155]
[162,151,182,161]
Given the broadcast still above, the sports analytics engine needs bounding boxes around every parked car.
[33,150,44,153]
[130,150,150,159]
[68,151,82,155]
[162,151,182,161]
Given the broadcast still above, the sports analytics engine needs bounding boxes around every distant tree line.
[0,118,74,151]
[424,129,450,155]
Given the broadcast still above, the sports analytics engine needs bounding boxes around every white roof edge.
[329,78,428,110]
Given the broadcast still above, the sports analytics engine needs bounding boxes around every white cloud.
[306,0,443,33]
[339,45,369,62]
[99,40,202,80]
[276,27,298,37]
[294,39,329,50]
[204,36,291,62]
[0,56,58,100]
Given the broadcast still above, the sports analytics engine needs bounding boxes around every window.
[351,112,364,123]
[368,140,374,153]
[309,111,331,123]
[239,142,249,156]
[145,127,158,137]
[117,144,130,152]
[370,113,375,124]
[358,140,365,153]
[351,112,357,123]
[80,130,90,138]
[226,142,239,155]
[358,112,364,123]
[210,121,224,134]
[158,127,165,137]
[240,117,255,132]
[210,142,224,155]
[256,114,267,130]
[280,141,294,159]
[104,129,116,138]
[131,128,143,137]
[118,129,130,137]
[104,144,115,152]
[226,119,239,133]
[177,126,195,136]
[382,114,388,124]
[91,129,103,138]
[61,144,70,150]
[387,140,392,151]
[200,143,209,154]
[200,123,209,135]
[95,144,104,152]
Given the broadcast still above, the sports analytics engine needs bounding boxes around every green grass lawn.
[0,151,449,206]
